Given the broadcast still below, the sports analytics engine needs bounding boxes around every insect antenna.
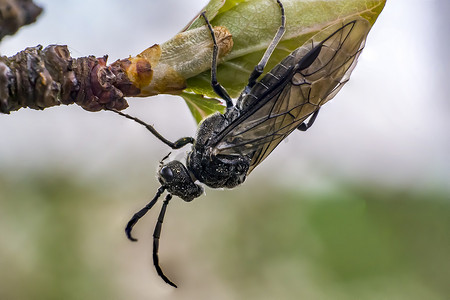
[160,152,171,165]
[106,108,194,149]
[125,186,165,241]
[153,193,177,288]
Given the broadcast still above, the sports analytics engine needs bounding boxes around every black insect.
[109,0,369,288]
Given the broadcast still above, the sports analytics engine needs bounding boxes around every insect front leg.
[246,0,286,90]
[297,109,320,131]
[107,108,194,149]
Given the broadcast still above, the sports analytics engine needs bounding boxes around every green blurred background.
[1,173,448,299]
[1,0,449,299]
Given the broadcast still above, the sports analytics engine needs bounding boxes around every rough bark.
[0,45,141,113]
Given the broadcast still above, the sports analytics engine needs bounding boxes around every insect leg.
[153,193,177,288]
[297,109,320,131]
[246,0,286,89]
[107,108,194,149]
[201,12,234,110]
[125,186,165,241]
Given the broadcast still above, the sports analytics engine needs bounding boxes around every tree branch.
[0,45,140,113]
[0,0,42,42]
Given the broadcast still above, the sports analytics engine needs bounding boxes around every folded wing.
[210,18,370,174]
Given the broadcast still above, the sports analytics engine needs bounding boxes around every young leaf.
[180,92,225,124]
[185,0,387,98]
[108,0,385,121]
[0,0,386,115]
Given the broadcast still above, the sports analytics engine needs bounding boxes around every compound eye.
[159,166,174,182]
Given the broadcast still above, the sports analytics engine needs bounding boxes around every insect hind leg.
[246,0,286,90]
[201,12,234,110]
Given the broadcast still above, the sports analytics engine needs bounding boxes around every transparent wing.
[210,18,370,174]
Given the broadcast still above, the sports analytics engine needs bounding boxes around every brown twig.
[0,23,234,114]
[0,45,141,113]
[0,0,42,41]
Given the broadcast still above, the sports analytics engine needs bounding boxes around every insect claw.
[127,235,138,242]
[164,277,177,288]
[125,217,140,241]
[125,225,138,242]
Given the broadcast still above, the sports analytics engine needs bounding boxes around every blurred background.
[0,0,449,299]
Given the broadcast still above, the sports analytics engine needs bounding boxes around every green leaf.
[185,0,226,30]
[185,0,386,98]
[180,92,226,124]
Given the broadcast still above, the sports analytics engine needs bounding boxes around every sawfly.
[109,0,370,287]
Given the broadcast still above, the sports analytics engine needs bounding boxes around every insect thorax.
[187,112,250,189]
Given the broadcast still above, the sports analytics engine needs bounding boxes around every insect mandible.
[108,0,370,288]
